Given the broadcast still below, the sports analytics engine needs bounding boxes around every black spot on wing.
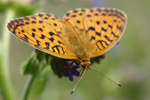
[52,45,65,54]
[104,35,113,43]
[103,20,107,24]
[38,28,43,32]
[32,21,36,24]
[111,32,119,38]
[81,9,86,12]
[24,17,29,21]
[32,28,36,32]
[44,17,48,19]
[86,14,92,17]
[66,13,70,16]
[18,18,24,23]
[71,15,76,17]
[32,16,36,20]
[97,8,102,12]
[32,33,35,37]
[14,19,19,24]
[51,18,55,20]
[49,37,54,42]
[38,13,44,17]
[40,34,45,39]
[73,9,78,13]
[117,25,122,31]
[46,14,51,17]
[114,20,117,22]
[96,32,101,36]
[45,42,50,50]
[25,22,30,25]
[23,34,28,42]
[21,30,25,33]
[102,13,106,16]
[108,25,112,28]
[49,32,55,36]
[35,40,40,47]
[94,13,99,16]
[90,9,94,13]
[102,27,107,32]
[90,36,95,41]
[79,13,83,15]
[39,20,43,23]
[54,23,57,26]
[58,40,64,45]
[105,9,109,13]
[96,21,100,25]
[76,20,80,23]
[88,27,95,31]
[96,40,109,50]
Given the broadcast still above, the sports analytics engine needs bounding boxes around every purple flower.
[65,62,80,81]
[116,42,119,45]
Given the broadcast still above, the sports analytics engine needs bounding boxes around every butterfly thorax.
[63,25,91,58]
[63,25,91,70]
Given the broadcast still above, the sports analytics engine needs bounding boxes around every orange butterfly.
[7,8,127,93]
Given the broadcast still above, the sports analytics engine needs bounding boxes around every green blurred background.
[0,0,150,100]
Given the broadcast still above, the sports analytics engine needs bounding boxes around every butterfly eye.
[80,62,86,66]
[80,61,91,67]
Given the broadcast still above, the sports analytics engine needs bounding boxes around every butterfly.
[7,7,126,73]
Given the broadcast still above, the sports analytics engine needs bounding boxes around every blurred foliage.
[0,1,40,16]
[11,3,40,17]
[0,2,7,13]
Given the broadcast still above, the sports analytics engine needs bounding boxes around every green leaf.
[35,49,46,62]
[29,73,48,99]
[20,53,39,75]
[28,64,50,99]
[50,57,66,78]
[39,65,51,77]
[45,53,53,64]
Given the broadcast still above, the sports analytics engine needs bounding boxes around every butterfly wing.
[7,13,77,59]
[63,8,127,58]
[87,8,127,58]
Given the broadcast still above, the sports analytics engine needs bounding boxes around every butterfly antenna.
[91,67,122,87]
[70,68,86,94]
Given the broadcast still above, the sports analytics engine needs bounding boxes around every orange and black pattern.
[7,8,127,62]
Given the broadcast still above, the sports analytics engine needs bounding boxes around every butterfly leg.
[79,67,86,76]
[64,60,75,68]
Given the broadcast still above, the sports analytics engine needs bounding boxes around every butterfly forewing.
[7,13,76,59]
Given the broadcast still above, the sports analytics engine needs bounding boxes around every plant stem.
[21,75,35,100]
[0,8,15,100]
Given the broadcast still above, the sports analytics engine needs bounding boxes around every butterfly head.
[80,60,91,70]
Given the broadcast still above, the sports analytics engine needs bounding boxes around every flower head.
[116,42,119,45]
[65,61,80,81]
